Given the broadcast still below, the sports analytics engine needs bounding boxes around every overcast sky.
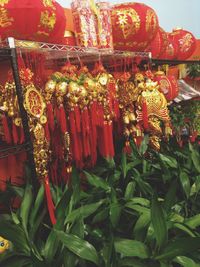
[57,0,200,38]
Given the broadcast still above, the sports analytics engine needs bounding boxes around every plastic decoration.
[169,28,197,60]
[111,2,159,51]
[0,0,66,43]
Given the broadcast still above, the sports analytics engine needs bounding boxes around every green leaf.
[118,257,147,267]
[133,213,151,241]
[185,214,200,229]
[124,182,136,200]
[54,230,99,265]
[0,219,30,254]
[159,154,177,168]
[43,230,60,262]
[121,152,127,178]
[155,237,200,260]
[128,197,150,207]
[11,211,20,225]
[0,255,32,267]
[151,195,168,249]
[20,183,33,233]
[179,171,190,198]
[139,135,149,155]
[29,185,44,228]
[63,249,77,267]
[189,143,200,173]
[65,200,105,223]
[172,222,196,237]
[84,171,110,191]
[114,238,150,259]
[125,203,150,214]
[163,180,177,213]
[92,208,109,224]
[173,256,197,267]
[110,202,122,228]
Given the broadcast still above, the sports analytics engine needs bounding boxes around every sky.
[57,0,200,38]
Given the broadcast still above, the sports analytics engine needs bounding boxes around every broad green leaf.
[65,200,105,223]
[133,213,151,241]
[84,171,110,191]
[125,203,150,214]
[8,185,24,198]
[173,256,197,267]
[114,238,150,259]
[29,185,44,228]
[128,197,150,207]
[54,230,99,265]
[118,257,147,267]
[63,249,77,267]
[185,214,200,229]
[43,230,60,262]
[92,208,109,224]
[11,211,20,225]
[20,183,33,233]
[124,182,136,200]
[0,219,30,254]
[155,237,200,260]
[179,171,190,198]
[0,255,32,267]
[172,222,196,237]
[121,152,127,178]
[151,195,168,249]
[195,175,200,192]
[110,202,122,228]
[139,135,149,155]
[163,180,177,213]
[102,240,114,267]
[159,154,177,168]
[189,143,200,173]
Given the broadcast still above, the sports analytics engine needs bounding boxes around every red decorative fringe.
[47,103,55,132]
[74,106,81,133]
[59,105,67,134]
[12,122,19,144]
[44,176,56,225]
[44,123,51,142]
[142,101,149,130]
[2,115,12,144]
[20,127,25,144]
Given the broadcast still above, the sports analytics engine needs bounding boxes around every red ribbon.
[2,115,12,144]
[44,176,56,225]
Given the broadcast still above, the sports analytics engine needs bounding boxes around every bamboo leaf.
[124,182,136,200]
[155,237,200,260]
[84,171,110,191]
[19,183,33,233]
[163,180,177,213]
[133,213,151,241]
[139,135,149,155]
[29,185,44,228]
[189,143,200,173]
[173,256,197,267]
[159,154,177,168]
[54,230,99,265]
[65,200,105,223]
[179,171,190,198]
[0,219,30,254]
[110,202,122,228]
[151,195,168,249]
[185,214,200,229]
[114,238,150,259]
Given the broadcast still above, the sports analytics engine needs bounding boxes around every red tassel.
[142,101,149,130]
[44,176,56,225]
[2,115,12,144]
[74,106,81,133]
[20,127,25,144]
[59,105,67,134]
[45,123,51,142]
[47,103,55,132]
[69,111,76,135]
[107,123,114,157]
[12,122,19,144]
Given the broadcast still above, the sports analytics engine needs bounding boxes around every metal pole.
[8,38,38,188]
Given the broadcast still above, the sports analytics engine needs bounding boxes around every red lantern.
[0,0,66,43]
[155,72,179,101]
[111,2,159,51]
[146,27,168,58]
[159,33,178,60]
[169,28,196,60]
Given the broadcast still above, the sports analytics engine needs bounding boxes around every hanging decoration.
[154,71,179,101]
[111,2,159,51]
[0,0,66,43]
[169,28,197,60]
[159,33,178,60]
[145,27,168,59]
